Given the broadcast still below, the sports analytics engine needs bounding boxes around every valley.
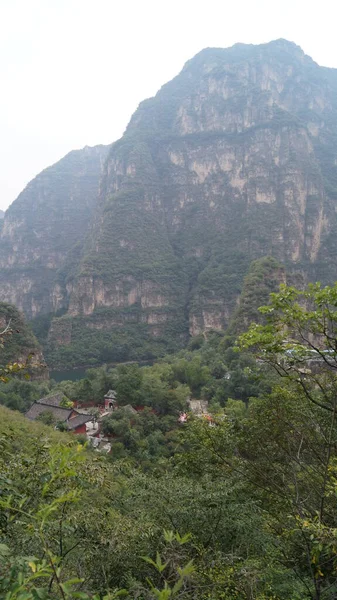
[3,38,337,599]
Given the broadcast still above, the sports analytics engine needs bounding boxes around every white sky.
[0,0,336,211]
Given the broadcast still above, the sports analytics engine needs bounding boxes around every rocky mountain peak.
[126,38,329,143]
[1,40,337,369]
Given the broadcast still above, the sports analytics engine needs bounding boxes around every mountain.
[0,145,110,318]
[2,39,337,368]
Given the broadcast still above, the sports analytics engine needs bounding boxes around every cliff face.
[0,145,110,319]
[2,40,337,368]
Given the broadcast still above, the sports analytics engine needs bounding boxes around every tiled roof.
[121,404,137,415]
[67,414,92,430]
[104,390,116,399]
[25,403,73,422]
[36,393,65,407]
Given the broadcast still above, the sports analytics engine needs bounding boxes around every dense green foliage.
[227,256,285,335]
[0,406,269,599]
[44,309,186,369]
[0,303,41,368]
[0,378,49,412]
[1,318,270,464]
[38,255,284,370]
[44,337,268,465]
[4,283,337,598]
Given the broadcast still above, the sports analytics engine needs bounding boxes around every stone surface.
[2,40,337,366]
[0,145,110,318]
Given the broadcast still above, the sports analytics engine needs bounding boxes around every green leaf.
[0,544,10,556]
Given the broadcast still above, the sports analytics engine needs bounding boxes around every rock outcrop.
[2,40,337,367]
[0,145,109,318]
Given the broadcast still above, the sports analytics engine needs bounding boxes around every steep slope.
[226,256,286,336]
[46,40,337,367]
[3,39,337,368]
[0,144,109,319]
[0,302,47,379]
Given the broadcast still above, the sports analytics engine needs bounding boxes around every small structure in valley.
[104,389,117,411]
[25,392,93,434]
[188,399,209,416]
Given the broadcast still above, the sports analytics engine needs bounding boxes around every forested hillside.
[3,282,337,598]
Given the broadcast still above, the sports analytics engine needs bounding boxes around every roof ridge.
[33,401,72,411]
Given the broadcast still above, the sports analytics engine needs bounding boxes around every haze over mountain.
[2,39,337,368]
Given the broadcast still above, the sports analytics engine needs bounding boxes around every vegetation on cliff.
[3,41,337,368]
[43,307,186,369]
[0,303,40,364]
[0,145,109,320]
[0,302,48,383]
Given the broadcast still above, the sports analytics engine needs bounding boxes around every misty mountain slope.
[0,145,110,319]
[2,39,337,368]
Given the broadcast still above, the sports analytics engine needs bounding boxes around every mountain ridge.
[2,39,337,368]
[0,144,110,319]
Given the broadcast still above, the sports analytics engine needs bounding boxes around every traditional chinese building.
[25,392,93,434]
[104,389,117,411]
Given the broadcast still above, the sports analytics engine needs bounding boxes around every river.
[50,369,88,382]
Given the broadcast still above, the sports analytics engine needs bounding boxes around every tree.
[56,420,69,432]
[36,409,56,426]
[239,282,337,414]
[0,317,27,382]
[236,283,337,598]
[173,283,337,598]
[115,364,143,406]
[60,396,74,408]
[171,355,210,397]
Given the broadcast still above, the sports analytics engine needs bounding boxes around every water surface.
[50,369,87,382]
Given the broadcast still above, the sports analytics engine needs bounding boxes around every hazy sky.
[1,0,336,211]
